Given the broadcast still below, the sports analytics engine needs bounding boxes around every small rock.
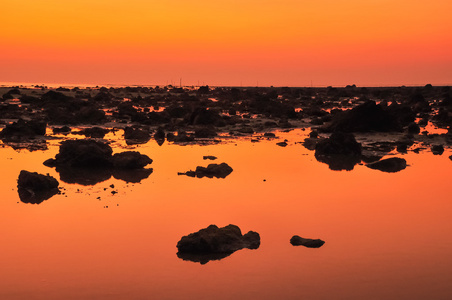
[431,145,444,155]
[290,235,325,248]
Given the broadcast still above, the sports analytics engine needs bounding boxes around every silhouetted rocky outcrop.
[17,170,59,204]
[290,235,325,248]
[323,101,413,133]
[177,224,260,264]
[178,163,233,178]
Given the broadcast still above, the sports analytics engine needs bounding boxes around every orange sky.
[1,0,451,86]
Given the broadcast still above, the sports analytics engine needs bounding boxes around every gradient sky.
[1,0,451,86]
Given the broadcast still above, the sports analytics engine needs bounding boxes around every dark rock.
[276,141,288,147]
[50,139,113,168]
[263,132,276,138]
[324,101,407,132]
[431,145,444,155]
[0,119,46,141]
[111,151,153,169]
[309,130,319,138]
[79,127,109,138]
[407,122,420,134]
[176,224,260,264]
[290,235,325,248]
[124,127,151,145]
[179,163,233,178]
[194,126,217,138]
[366,157,407,173]
[303,137,321,150]
[17,170,59,204]
[203,156,217,160]
[154,127,166,140]
[52,126,71,134]
[314,132,362,171]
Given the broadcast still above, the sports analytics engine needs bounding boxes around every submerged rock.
[290,235,325,248]
[17,170,59,204]
[177,224,260,264]
[178,163,233,178]
[366,157,407,173]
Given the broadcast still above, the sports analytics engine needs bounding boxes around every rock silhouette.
[290,235,325,248]
[17,170,59,204]
[178,163,233,178]
[177,224,260,264]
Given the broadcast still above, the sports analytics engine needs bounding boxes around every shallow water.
[1,129,451,300]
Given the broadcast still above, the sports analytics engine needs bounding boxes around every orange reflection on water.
[0,130,451,299]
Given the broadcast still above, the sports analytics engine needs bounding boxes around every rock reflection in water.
[314,154,361,171]
[112,168,153,183]
[18,188,59,204]
[176,252,233,265]
[55,166,112,186]
[55,166,153,185]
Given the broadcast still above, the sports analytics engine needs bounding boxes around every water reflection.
[176,251,234,265]
[54,166,153,185]
[17,188,59,204]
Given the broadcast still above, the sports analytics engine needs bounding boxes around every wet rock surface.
[290,235,325,248]
[366,157,407,173]
[178,163,233,178]
[17,170,59,204]
[177,224,260,264]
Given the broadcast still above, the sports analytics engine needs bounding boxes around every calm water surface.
[1,129,451,299]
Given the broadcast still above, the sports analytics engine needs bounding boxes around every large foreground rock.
[177,224,260,264]
[314,132,362,171]
[17,170,59,204]
[366,157,407,173]
[44,139,113,168]
[290,235,325,248]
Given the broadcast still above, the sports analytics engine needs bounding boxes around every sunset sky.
[1,0,451,87]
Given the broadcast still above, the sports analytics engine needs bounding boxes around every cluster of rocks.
[0,84,450,151]
[43,139,153,185]
[178,163,233,178]
[177,224,326,264]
